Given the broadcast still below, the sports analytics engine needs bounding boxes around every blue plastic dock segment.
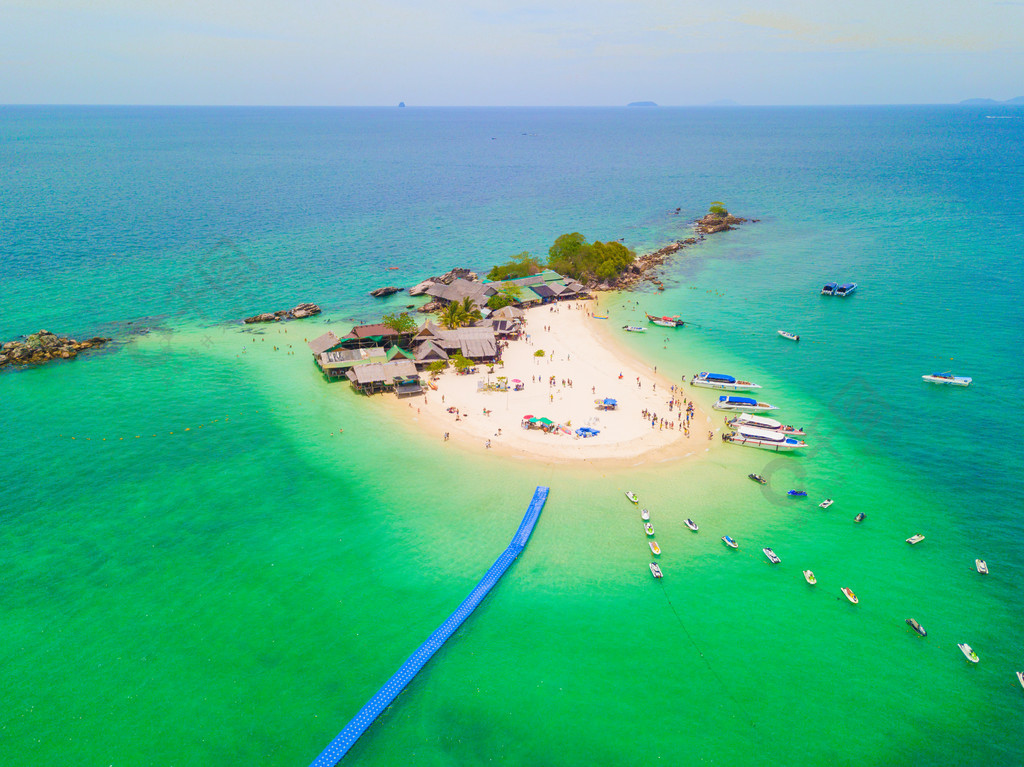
[309,486,549,766]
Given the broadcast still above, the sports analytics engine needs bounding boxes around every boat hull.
[803,570,816,585]
[922,375,972,386]
[906,619,927,637]
[692,380,762,391]
[713,401,779,413]
[722,536,738,548]
[958,643,979,663]
[842,587,859,604]
[723,433,805,451]
[763,548,780,564]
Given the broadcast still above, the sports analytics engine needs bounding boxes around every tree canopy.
[708,201,728,217]
[381,311,418,333]
[485,252,541,281]
[548,234,634,283]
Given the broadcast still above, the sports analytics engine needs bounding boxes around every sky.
[1,0,1022,105]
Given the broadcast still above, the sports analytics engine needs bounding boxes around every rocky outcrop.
[408,267,478,296]
[594,238,700,291]
[416,300,444,314]
[243,303,321,324]
[370,286,402,298]
[695,212,748,235]
[1,330,112,368]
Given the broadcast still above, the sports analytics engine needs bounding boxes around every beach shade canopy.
[603,398,617,406]
[512,379,522,383]
[522,414,534,420]
[537,417,554,425]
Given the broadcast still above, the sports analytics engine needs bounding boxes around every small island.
[627,101,657,107]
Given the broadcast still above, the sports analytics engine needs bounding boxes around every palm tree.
[460,297,483,323]
[440,302,467,329]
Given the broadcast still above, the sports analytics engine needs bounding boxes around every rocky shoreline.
[242,303,321,324]
[1,330,112,368]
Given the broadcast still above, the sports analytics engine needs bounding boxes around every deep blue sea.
[2,105,1023,766]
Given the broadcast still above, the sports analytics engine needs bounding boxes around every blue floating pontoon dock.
[309,486,549,766]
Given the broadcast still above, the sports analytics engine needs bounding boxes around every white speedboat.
[623,325,646,333]
[646,313,685,328]
[691,372,761,391]
[778,330,799,341]
[644,522,654,536]
[763,548,781,564]
[723,425,807,452]
[819,499,834,509]
[1017,671,1024,689]
[626,491,638,504]
[726,414,804,435]
[841,587,859,604]
[976,559,988,574]
[722,535,738,549]
[650,562,663,578]
[649,540,661,556]
[712,396,779,413]
[684,518,698,532]
[641,507,650,521]
[958,643,979,663]
[821,282,838,296]
[922,372,972,386]
[803,570,816,585]
[835,283,857,297]
[906,534,925,545]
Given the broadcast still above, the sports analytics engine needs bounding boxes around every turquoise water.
[2,106,1023,765]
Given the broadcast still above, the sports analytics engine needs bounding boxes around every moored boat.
[650,562,663,578]
[854,512,866,523]
[778,330,799,341]
[821,282,838,295]
[641,507,650,521]
[723,425,807,451]
[788,490,808,497]
[713,396,779,413]
[626,491,638,504]
[841,587,859,604]
[644,522,654,536]
[691,372,762,391]
[922,372,972,386]
[684,518,699,532]
[649,540,661,556]
[976,559,988,574]
[835,283,857,297]
[749,473,767,484]
[622,325,646,333]
[722,535,738,549]
[958,643,979,663]
[819,499,834,509]
[726,414,804,435]
[803,570,817,585]
[906,534,925,545]
[763,547,781,564]
[1017,671,1024,689]
[645,313,685,327]
[906,618,927,637]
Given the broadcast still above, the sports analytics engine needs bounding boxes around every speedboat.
[922,372,972,386]
[763,547,781,564]
[788,490,807,497]
[821,282,837,295]
[819,499,834,509]
[650,562,663,578]
[906,534,925,545]
[976,559,988,574]
[722,535,738,549]
[835,283,857,297]
[778,330,799,341]
[749,473,766,484]
[691,372,761,391]
[626,491,638,504]
[906,618,927,637]
[641,508,650,521]
[644,522,654,536]
[803,570,817,585]
[623,325,646,333]
[684,518,699,532]
[713,396,779,413]
[854,512,866,523]
[649,540,661,556]
[726,414,804,435]
[958,643,979,663]
[646,313,685,328]
[841,587,859,604]
[1017,671,1024,689]
[723,426,807,452]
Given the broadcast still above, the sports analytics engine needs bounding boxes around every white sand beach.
[386,302,720,465]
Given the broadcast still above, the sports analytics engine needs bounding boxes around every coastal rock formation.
[695,212,747,235]
[408,267,478,296]
[0,330,112,368]
[243,303,321,324]
[603,238,700,291]
[417,300,444,314]
[370,286,402,298]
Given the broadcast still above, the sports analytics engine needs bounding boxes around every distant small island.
[627,101,657,107]
[958,97,1024,105]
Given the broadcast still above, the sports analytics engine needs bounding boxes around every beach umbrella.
[512,379,522,383]
[604,398,617,406]
[522,414,534,419]
[537,417,554,425]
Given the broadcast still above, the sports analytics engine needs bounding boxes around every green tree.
[451,352,473,372]
[460,297,483,323]
[486,252,541,281]
[486,284,522,311]
[709,201,728,217]
[427,360,448,375]
[440,302,467,329]
[381,311,417,333]
[545,233,635,283]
